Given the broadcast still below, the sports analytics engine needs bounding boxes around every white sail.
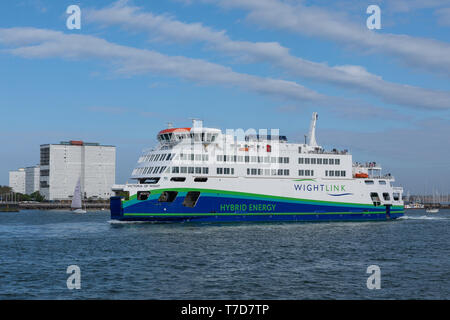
[71,178,82,209]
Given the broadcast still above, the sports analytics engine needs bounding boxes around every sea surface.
[0,209,449,299]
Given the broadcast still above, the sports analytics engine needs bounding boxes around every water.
[0,209,449,299]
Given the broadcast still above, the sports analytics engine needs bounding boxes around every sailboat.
[71,178,87,214]
[426,190,439,213]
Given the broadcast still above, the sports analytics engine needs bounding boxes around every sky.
[0,0,449,195]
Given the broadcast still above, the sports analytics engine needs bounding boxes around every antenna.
[308,112,318,147]
[167,122,173,129]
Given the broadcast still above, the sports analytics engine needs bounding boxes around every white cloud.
[0,27,328,104]
[384,0,450,13]
[211,0,450,75]
[84,1,450,110]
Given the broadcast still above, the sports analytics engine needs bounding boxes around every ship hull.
[110,186,404,223]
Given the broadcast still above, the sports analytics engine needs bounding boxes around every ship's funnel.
[308,112,318,146]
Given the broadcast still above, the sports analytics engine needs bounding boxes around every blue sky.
[0,0,449,194]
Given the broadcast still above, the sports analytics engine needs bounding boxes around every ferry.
[110,113,404,222]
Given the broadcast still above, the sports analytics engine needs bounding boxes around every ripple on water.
[0,209,449,299]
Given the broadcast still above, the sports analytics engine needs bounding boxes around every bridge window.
[370,192,381,206]
[382,193,390,201]
[393,193,400,201]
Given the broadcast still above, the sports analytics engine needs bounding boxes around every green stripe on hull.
[123,187,404,210]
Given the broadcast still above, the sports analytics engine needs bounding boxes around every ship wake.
[399,215,449,221]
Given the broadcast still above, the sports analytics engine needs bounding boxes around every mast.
[308,112,318,147]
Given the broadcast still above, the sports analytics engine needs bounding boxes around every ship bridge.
[157,120,221,146]
[352,162,394,180]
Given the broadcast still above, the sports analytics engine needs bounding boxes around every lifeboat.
[355,173,369,178]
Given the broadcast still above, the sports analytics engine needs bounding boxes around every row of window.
[40,170,49,177]
[365,180,387,185]
[298,170,314,177]
[139,152,212,163]
[139,153,176,163]
[325,170,347,177]
[135,166,349,178]
[179,154,209,161]
[135,166,168,175]
[370,192,400,206]
[137,190,201,208]
[159,132,218,143]
[172,167,209,174]
[298,158,341,165]
[247,168,290,176]
[40,147,50,166]
[217,167,235,175]
[217,155,290,164]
